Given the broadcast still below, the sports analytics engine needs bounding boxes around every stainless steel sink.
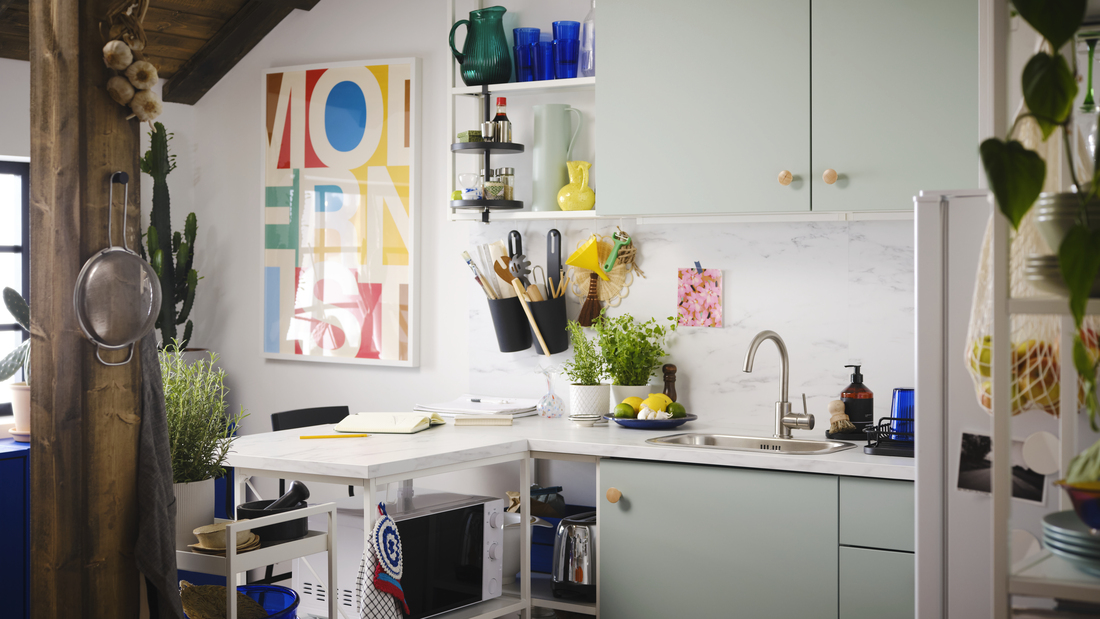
[646,433,856,455]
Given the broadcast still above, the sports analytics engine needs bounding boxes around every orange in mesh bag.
[965,115,1100,417]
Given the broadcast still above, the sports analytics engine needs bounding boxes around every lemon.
[641,396,668,412]
[613,403,637,418]
[667,402,687,418]
[647,393,673,409]
[622,397,644,413]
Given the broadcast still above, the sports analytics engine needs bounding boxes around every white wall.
[0,59,29,159]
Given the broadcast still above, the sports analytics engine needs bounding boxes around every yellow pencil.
[300,434,371,439]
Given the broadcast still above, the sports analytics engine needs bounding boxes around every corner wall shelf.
[452,142,525,155]
[451,76,595,97]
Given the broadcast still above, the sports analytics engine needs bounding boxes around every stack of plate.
[189,532,261,555]
[1042,510,1100,576]
[568,413,604,427]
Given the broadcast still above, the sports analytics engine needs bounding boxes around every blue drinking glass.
[533,41,555,80]
[889,388,915,441]
[553,20,580,40]
[553,39,580,79]
[514,44,535,82]
[513,27,540,47]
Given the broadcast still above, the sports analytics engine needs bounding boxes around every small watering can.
[449,6,513,86]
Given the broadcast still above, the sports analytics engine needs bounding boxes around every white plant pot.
[9,382,29,432]
[609,384,653,413]
[570,384,610,418]
[173,477,215,550]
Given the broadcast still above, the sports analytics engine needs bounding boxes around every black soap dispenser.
[841,364,874,431]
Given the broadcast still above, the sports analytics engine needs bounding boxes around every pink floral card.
[677,268,723,327]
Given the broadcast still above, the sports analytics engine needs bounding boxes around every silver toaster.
[551,511,597,602]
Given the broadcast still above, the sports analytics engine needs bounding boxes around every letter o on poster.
[308,66,385,169]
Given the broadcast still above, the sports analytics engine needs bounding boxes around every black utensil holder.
[488,296,532,352]
[530,295,569,355]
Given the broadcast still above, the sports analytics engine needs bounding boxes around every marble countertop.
[226,415,914,482]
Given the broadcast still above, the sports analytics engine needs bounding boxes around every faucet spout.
[742,330,789,404]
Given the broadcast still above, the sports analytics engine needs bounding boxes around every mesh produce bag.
[964,113,1100,417]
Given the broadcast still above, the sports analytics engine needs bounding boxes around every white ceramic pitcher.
[532,104,582,211]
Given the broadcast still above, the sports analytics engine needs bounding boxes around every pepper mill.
[662,364,677,402]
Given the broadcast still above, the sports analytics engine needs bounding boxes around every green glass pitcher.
[449,6,512,87]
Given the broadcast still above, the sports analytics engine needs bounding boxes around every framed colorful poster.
[262,59,420,366]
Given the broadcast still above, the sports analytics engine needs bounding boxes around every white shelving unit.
[989,208,1100,614]
[175,502,338,619]
[446,0,597,223]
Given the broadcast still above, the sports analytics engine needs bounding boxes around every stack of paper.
[414,394,538,418]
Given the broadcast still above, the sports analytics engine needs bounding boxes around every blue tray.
[603,414,697,429]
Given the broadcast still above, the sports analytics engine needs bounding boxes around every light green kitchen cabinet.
[597,0,811,215]
[599,459,839,618]
[810,0,978,211]
[839,546,915,619]
[840,477,914,552]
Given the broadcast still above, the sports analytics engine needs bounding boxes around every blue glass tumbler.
[513,28,540,82]
[553,39,580,79]
[552,20,580,40]
[533,41,555,80]
[889,388,915,441]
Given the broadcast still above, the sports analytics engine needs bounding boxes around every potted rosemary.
[591,310,675,412]
[562,320,609,417]
[162,341,246,549]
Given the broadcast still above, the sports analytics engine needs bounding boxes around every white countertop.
[226,416,914,482]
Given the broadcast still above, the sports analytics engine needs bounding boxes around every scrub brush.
[828,399,857,434]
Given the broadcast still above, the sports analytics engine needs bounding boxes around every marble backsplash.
[466,218,914,434]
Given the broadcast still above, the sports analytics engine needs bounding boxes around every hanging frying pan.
[73,171,162,366]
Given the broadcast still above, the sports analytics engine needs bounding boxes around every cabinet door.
[839,547,914,619]
[810,0,978,211]
[600,459,838,618]
[598,0,810,215]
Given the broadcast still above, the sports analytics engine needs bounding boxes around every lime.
[613,403,637,418]
[667,402,687,418]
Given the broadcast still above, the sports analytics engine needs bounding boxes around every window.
[0,160,29,417]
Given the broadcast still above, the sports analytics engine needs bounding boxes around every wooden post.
[29,0,142,617]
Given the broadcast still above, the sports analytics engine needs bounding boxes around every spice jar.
[481,169,505,201]
[496,167,515,200]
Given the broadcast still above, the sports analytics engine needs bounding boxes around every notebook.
[334,412,446,434]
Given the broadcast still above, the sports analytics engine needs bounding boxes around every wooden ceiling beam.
[162,0,320,105]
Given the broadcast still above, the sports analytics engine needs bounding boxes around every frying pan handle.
[95,343,135,367]
[108,171,130,251]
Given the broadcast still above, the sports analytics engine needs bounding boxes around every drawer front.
[839,546,914,619]
[840,477,914,552]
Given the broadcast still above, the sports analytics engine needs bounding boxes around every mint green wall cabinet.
[597,0,811,216]
[599,459,839,618]
[839,547,915,619]
[597,0,977,216]
[810,0,978,211]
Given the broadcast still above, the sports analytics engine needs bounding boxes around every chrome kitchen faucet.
[742,330,815,439]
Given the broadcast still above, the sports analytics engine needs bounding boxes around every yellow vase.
[557,161,595,211]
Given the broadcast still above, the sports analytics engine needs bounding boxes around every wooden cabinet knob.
[777,170,793,186]
[823,169,838,185]
[606,487,622,504]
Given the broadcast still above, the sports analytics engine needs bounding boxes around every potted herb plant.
[0,288,29,439]
[591,310,675,412]
[979,2,1100,522]
[562,320,609,417]
[161,341,246,549]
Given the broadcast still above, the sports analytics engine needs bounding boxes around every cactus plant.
[0,287,29,383]
[140,122,199,349]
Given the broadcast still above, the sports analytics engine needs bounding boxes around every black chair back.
[270,406,350,432]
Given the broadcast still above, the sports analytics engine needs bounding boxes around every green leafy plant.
[562,320,604,385]
[979,0,1100,430]
[161,341,246,484]
[0,287,29,383]
[140,122,200,349]
[591,310,675,387]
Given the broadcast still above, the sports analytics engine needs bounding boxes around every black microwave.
[297,491,505,618]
